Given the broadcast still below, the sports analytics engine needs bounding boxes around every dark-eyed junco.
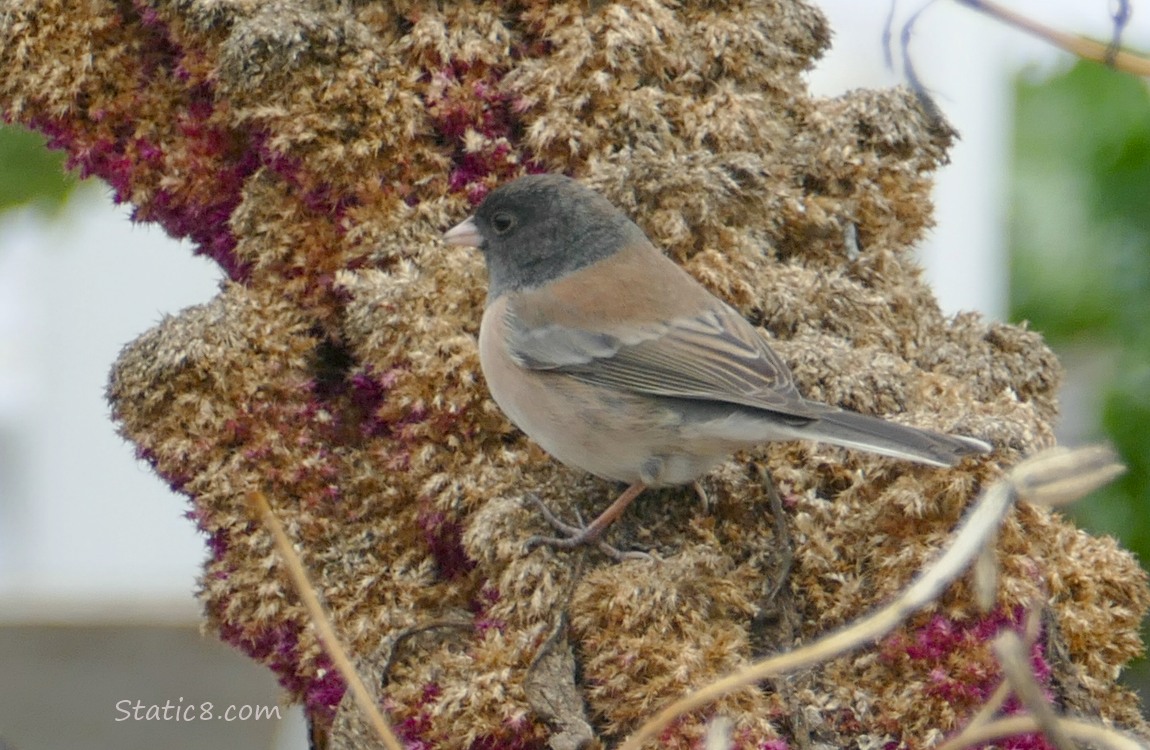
[444,174,990,549]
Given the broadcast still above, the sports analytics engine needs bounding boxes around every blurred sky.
[0,194,220,621]
[1,1,1148,622]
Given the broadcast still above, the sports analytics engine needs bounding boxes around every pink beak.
[443,216,482,248]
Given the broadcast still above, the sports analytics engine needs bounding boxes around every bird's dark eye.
[490,211,516,235]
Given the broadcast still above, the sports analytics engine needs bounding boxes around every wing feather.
[503,299,820,420]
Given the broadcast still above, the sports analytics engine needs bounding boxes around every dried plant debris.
[2,0,1146,747]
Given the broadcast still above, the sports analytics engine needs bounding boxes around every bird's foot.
[524,495,650,562]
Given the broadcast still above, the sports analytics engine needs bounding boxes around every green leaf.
[0,124,78,213]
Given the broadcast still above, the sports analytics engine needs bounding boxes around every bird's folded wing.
[503,300,821,419]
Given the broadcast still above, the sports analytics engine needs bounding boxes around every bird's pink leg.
[527,482,647,553]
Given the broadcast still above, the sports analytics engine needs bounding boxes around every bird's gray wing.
[502,299,821,420]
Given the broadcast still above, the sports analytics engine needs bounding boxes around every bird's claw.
[524,495,650,562]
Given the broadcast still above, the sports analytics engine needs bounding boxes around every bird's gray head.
[443,174,645,301]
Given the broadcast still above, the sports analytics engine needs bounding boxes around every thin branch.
[900,0,947,123]
[938,715,1150,750]
[247,490,404,750]
[1109,0,1133,65]
[379,619,473,687]
[956,0,1150,76]
[993,631,1076,750]
[619,446,1114,749]
[882,0,901,70]
[960,679,1013,736]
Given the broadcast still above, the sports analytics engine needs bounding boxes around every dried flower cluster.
[2,0,1146,747]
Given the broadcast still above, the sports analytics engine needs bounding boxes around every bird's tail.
[800,409,991,467]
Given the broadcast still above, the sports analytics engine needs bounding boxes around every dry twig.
[618,445,1124,750]
[246,490,403,750]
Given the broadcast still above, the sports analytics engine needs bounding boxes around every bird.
[443,173,990,551]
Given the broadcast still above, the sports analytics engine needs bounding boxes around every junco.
[444,174,990,549]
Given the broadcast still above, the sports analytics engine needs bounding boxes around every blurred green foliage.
[0,124,77,213]
[1010,62,1150,558]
